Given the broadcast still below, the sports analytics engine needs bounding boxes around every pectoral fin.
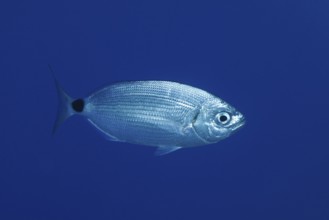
[155,146,182,156]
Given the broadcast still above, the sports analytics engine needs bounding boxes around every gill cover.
[193,98,235,143]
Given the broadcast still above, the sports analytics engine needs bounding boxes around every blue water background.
[1,0,329,219]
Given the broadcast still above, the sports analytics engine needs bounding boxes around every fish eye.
[215,112,231,125]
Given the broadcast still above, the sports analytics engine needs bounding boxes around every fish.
[53,77,245,155]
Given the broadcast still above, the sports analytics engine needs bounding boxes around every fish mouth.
[232,117,246,131]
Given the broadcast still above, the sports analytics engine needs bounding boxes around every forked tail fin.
[49,65,75,134]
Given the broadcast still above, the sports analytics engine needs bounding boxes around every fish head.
[193,97,245,143]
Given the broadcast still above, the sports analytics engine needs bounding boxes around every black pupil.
[219,115,228,122]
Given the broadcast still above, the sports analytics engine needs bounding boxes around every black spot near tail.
[72,99,84,112]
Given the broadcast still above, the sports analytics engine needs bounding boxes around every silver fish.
[54,79,245,155]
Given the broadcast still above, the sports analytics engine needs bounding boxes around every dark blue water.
[1,0,329,219]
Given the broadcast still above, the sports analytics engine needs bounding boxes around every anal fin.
[155,146,182,156]
[87,119,121,142]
